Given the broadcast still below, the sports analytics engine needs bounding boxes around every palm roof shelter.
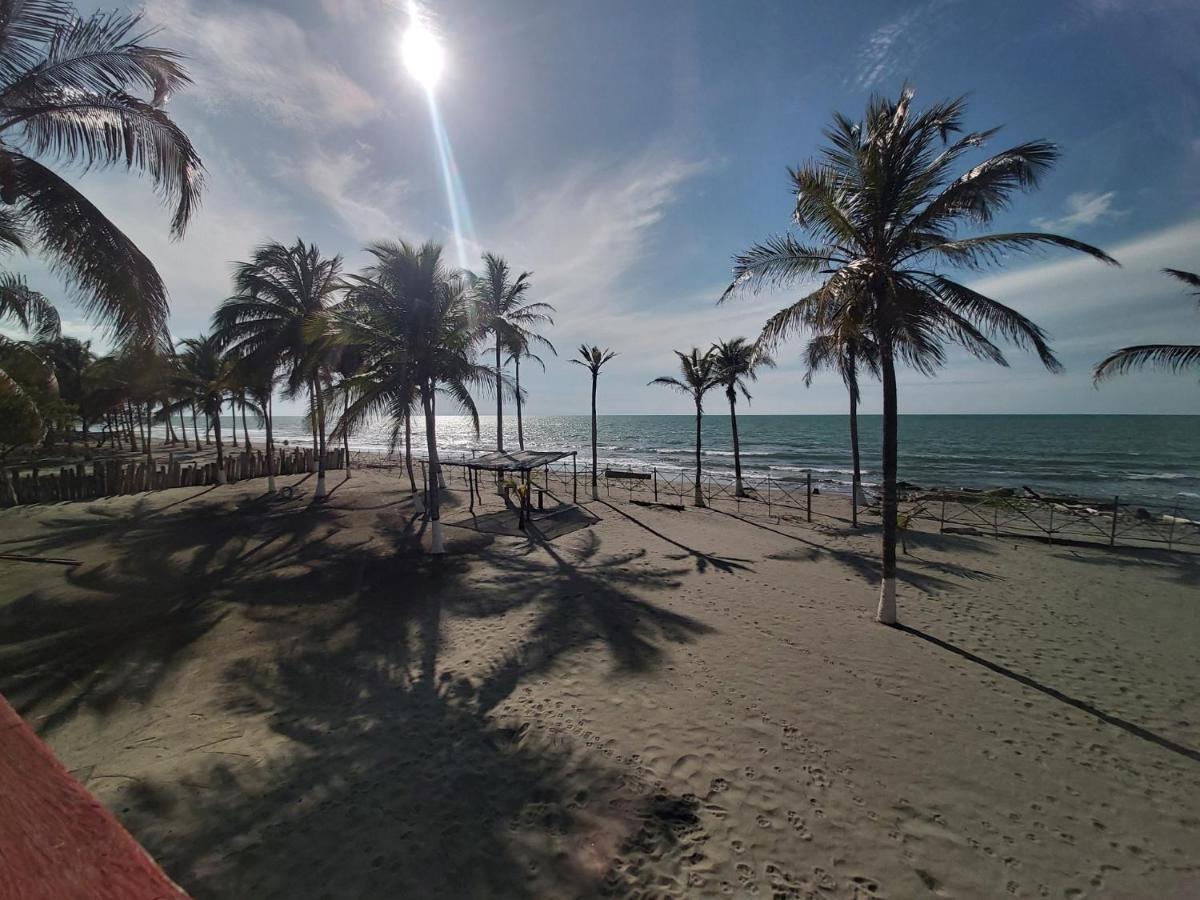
[439,449,579,530]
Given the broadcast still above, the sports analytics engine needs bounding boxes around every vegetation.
[1094,269,1200,382]
[798,318,878,526]
[712,337,774,498]
[335,240,490,553]
[571,345,617,500]
[651,348,720,508]
[469,253,554,452]
[722,87,1116,623]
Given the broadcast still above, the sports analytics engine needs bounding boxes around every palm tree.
[712,337,774,498]
[214,240,343,501]
[722,87,1116,624]
[571,345,616,501]
[469,253,554,452]
[0,3,203,349]
[1094,268,1200,382]
[798,320,880,526]
[651,348,720,508]
[175,335,232,482]
[506,331,553,451]
[334,240,489,554]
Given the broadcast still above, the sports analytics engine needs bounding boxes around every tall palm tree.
[334,240,489,554]
[469,253,554,452]
[0,3,203,349]
[506,331,552,451]
[571,345,616,501]
[214,240,343,501]
[722,87,1116,624]
[1094,268,1200,382]
[712,337,774,498]
[651,347,720,508]
[798,319,880,526]
[175,335,232,482]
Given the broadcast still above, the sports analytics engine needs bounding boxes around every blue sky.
[14,0,1200,415]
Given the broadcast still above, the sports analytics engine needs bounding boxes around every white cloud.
[282,145,410,242]
[143,0,380,128]
[1033,191,1126,230]
[854,0,957,90]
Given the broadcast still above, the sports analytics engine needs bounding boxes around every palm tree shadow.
[893,623,1200,765]
[596,500,753,575]
[2,482,718,896]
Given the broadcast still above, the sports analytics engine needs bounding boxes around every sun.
[401,15,444,91]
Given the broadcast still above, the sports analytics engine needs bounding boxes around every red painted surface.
[0,694,189,900]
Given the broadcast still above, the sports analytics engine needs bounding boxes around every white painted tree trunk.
[314,473,327,500]
[430,519,445,554]
[876,577,897,624]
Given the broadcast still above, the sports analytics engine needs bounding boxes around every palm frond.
[1093,344,1200,381]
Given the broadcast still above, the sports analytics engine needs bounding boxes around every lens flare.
[401,17,444,90]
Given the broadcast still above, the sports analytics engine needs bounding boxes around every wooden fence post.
[806,472,812,523]
[1110,495,1119,547]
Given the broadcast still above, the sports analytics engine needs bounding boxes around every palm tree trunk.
[126,403,137,451]
[590,372,598,500]
[164,405,177,444]
[404,410,416,494]
[144,403,153,464]
[849,384,861,528]
[192,403,202,446]
[515,356,525,451]
[214,401,226,484]
[241,400,250,449]
[495,333,504,452]
[309,382,318,460]
[343,391,351,478]
[694,399,705,508]
[265,393,276,494]
[313,378,328,500]
[877,344,898,625]
[422,385,444,554]
[178,408,189,449]
[729,388,744,497]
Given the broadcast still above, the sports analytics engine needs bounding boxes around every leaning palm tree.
[333,240,489,554]
[469,253,554,452]
[799,319,880,526]
[0,3,203,349]
[712,337,774,498]
[1094,268,1200,382]
[175,335,232,482]
[651,347,720,508]
[505,330,552,451]
[214,240,343,501]
[722,87,1116,624]
[571,345,616,501]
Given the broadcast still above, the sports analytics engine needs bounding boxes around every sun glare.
[401,16,444,91]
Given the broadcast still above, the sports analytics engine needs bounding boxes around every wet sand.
[1,468,1197,898]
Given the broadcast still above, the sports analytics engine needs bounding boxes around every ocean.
[210,413,1199,511]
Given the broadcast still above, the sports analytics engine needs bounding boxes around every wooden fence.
[2,447,346,507]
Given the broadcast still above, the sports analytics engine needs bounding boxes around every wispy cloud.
[281,144,410,242]
[854,0,957,90]
[144,0,380,128]
[1033,191,1127,230]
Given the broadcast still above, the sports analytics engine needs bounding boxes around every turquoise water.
[222,414,1197,509]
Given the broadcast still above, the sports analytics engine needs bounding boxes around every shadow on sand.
[0,484,715,897]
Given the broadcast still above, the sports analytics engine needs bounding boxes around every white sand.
[1,468,1197,898]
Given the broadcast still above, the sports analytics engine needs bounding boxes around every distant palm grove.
[4,2,1194,619]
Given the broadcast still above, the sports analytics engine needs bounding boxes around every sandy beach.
[1,467,1197,898]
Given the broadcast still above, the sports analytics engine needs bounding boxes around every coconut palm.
[213,240,344,501]
[175,335,233,482]
[333,240,489,554]
[722,87,1116,624]
[798,319,880,526]
[651,347,720,508]
[0,3,203,348]
[711,337,774,498]
[1094,268,1200,382]
[571,345,616,501]
[506,331,552,451]
[469,253,554,452]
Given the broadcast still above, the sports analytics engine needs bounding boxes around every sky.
[11,0,1200,415]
